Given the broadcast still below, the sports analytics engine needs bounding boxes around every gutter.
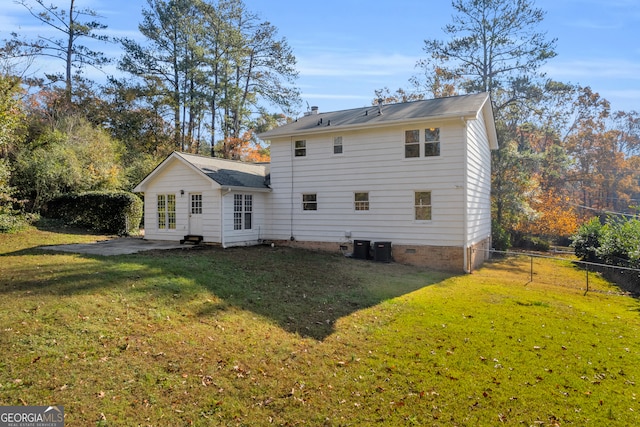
[219,185,272,193]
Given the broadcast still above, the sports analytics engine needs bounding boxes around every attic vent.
[311,106,319,114]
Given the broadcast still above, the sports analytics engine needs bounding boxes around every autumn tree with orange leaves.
[564,88,640,214]
[218,132,270,162]
[514,188,581,238]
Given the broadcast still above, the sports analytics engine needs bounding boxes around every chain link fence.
[472,249,640,296]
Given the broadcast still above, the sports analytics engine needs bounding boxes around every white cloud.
[543,59,640,80]
[564,19,622,31]
[297,51,418,78]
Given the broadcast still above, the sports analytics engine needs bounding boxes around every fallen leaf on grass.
[201,376,214,386]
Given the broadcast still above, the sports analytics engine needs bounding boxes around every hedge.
[571,216,640,269]
[46,191,143,235]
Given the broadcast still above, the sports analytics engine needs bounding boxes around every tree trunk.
[65,0,75,104]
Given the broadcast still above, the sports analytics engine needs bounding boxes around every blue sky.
[2,0,639,115]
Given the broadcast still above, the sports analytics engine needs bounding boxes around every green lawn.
[1,226,639,426]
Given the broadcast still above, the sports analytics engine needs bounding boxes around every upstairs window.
[405,128,441,157]
[354,192,369,211]
[295,140,306,157]
[302,193,317,211]
[425,128,440,156]
[405,130,420,158]
[333,136,343,154]
[414,191,432,221]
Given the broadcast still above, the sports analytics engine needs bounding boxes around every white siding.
[141,159,222,242]
[221,191,268,247]
[465,112,493,245]
[265,119,467,246]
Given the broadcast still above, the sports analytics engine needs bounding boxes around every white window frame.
[234,194,253,230]
[302,193,317,211]
[404,127,441,158]
[424,127,440,157]
[157,194,176,230]
[405,129,420,158]
[354,192,369,211]
[333,136,343,155]
[191,193,202,214]
[414,191,432,221]
[294,140,306,157]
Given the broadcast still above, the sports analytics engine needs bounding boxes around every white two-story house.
[133,92,498,272]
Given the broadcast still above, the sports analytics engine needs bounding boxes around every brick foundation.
[273,240,349,254]
[391,244,463,271]
[467,238,491,272]
[273,238,492,273]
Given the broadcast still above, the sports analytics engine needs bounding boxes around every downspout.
[290,136,295,240]
[461,117,471,273]
[221,187,232,248]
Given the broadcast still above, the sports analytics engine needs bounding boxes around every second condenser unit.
[373,241,392,262]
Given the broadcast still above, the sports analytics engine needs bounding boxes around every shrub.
[492,220,511,251]
[46,191,142,235]
[0,158,38,233]
[513,234,550,251]
[597,218,640,268]
[571,217,603,262]
[0,212,39,233]
[572,217,640,269]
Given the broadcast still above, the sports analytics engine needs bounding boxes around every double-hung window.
[354,192,369,211]
[302,194,317,211]
[405,128,440,157]
[234,194,252,230]
[414,191,432,221]
[405,130,420,158]
[333,136,343,154]
[424,128,440,156]
[157,194,176,229]
[294,140,306,157]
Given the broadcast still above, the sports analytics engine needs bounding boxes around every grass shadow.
[151,246,452,340]
[1,244,452,341]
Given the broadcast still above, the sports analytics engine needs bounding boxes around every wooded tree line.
[0,0,638,247]
[375,0,640,248]
[0,0,294,229]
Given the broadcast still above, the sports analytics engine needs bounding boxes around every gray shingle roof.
[175,152,270,189]
[259,92,491,139]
